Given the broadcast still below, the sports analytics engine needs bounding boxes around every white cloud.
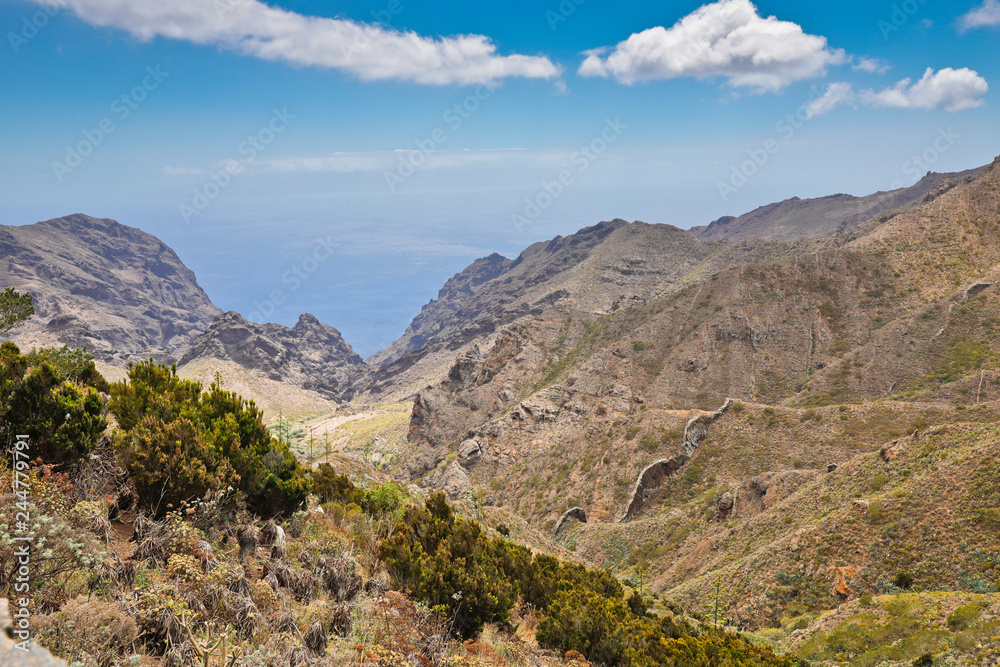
[860,67,988,112]
[959,0,1000,31]
[852,57,890,74]
[577,0,846,92]
[38,0,559,85]
[804,82,855,119]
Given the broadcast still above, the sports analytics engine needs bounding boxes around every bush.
[0,342,107,465]
[33,596,138,664]
[379,493,526,637]
[111,360,309,518]
[537,588,644,666]
[379,493,805,667]
[117,416,240,516]
[23,346,110,393]
[946,604,982,631]
[0,493,106,601]
[312,463,404,519]
[871,473,890,492]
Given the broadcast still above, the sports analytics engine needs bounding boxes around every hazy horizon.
[2,0,998,356]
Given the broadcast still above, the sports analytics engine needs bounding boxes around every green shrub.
[379,493,525,637]
[893,571,914,589]
[116,416,239,516]
[111,360,309,517]
[22,346,110,393]
[0,342,107,465]
[871,473,890,492]
[312,463,404,519]
[946,604,982,631]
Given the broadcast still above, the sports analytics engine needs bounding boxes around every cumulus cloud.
[804,82,855,119]
[577,0,846,92]
[959,0,1000,31]
[860,67,988,112]
[35,0,559,85]
[852,57,890,74]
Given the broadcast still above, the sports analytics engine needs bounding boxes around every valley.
[4,157,1000,666]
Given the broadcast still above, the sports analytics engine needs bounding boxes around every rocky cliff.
[360,220,817,400]
[177,311,367,402]
[0,214,221,363]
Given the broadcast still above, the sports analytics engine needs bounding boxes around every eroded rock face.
[733,470,817,519]
[0,214,221,364]
[620,400,733,522]
[457,439,482,467]
[425,462,471,500]
[554,507,588,536]
[177,311,367,401]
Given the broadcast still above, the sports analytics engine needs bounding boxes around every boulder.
[716,492,735,520]
[457,439,483,467]
[1,599,68,666]
[425,462,471,500]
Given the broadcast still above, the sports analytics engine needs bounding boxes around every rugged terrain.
[359,221,817,401]
[691,167,986,242]
[5,159,1000,665]
[0,213,221,362]
[178,311,368,402]
[388,155,1000,641]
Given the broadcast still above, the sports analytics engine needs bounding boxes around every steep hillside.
[392,156,1000,633]
[692,167,986,242]
[795,155,1000,406]
[361,220,816,400]
[177,311,367,402]
[0,213,221,363]
[404,157,1000,458]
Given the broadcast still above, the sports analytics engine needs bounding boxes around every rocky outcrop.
[554,507,588,536]
[620,400,732,522]
[1,599,67,665]
[0,214,221,363]
[177,311,367,401]
[683,399,733,456]
[732,470,817,519]
[424,461,471,500]
[457,439,483,467]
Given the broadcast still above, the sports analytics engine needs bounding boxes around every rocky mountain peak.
[0,213,221,363]
[178,311,366,401]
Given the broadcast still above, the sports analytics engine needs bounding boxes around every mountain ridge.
[0,213,221,363]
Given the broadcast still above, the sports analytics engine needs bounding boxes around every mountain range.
[5,158,1000,644]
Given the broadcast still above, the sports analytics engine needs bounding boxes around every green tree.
[0,288,33,333]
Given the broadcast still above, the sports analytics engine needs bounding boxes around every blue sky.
[1,0,998,357]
